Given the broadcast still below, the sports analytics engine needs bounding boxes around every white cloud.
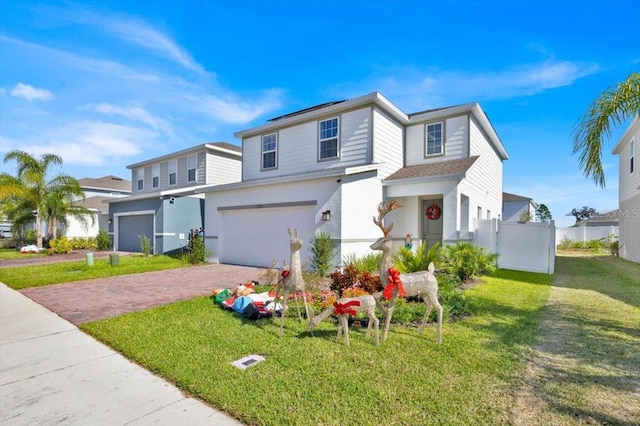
[82,103,174,136]
[204,90,284,124]
[341,59,600,111]
[10,83,53,101]
[29,121,155,167]
[66,9,205,74]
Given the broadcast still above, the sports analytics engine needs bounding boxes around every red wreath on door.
[426,203,441,220]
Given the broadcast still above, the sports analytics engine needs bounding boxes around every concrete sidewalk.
[0,283,244,426]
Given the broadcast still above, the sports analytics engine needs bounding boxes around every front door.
[422,199,443,249]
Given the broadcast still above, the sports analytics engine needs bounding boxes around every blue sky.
[1,0,638,227]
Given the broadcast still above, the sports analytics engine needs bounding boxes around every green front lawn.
[0,255,185,290]
[83,268,552,425]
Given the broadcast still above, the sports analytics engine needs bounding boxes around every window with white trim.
[426,122,443,156]
[262,133,277,169]
[152,164,159,188]
[630,138,635,174]
[319,117,339,160]
[168,159,177,186]
[187,155,197,182]
[136,168,144,191]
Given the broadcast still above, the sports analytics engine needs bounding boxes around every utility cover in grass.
[231,354,265,370]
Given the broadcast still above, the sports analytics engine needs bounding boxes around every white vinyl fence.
[555,225,618,246]
[474,219,556,274]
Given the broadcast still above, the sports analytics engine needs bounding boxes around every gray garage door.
[219,206,315,268]
[118,214,154,253]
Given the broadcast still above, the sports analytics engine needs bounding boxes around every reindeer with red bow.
[371,201,443,343]
[307,294,380,347]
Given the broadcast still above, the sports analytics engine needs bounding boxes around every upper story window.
[168,160,177,185]
[630,138,635,174]
[187,155,197,182]
[136,168,144,191]
[319,117,339,160]
[152,164,159,188]
[262,133,277,170]
[426,122,443,156]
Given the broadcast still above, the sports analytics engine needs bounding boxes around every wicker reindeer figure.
[276,228,311,338]
[370,201,444,344]
[307,295,380,347]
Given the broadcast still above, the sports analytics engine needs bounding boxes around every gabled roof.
[127,142,241,169]
[584,209,620,222]
[384,156,479,182]
[77,175,131,192]
[503,192,533,202]
[71,196,110,211]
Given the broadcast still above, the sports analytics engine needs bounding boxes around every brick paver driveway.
[17,261,266,325]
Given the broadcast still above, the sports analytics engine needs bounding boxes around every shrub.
[585,239,605,253]
[610,240,619,256]
[393,242,441,273]
[139,234,151,256]
[329,263,382,297]
[49,236,73,254]
[309,231,337,276]
[25,229,37,245]
[69,237,98,250]
[440,242,498,282]
[96,230,111,250]
[341,252,382,273]
[557,237,572,250]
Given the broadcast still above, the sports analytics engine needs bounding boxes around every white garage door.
[219,205,315,268]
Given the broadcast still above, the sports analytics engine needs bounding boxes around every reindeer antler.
[373,200,402,237]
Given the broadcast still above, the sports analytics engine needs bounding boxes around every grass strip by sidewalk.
[0,255,185,290]
[83,268,552,426]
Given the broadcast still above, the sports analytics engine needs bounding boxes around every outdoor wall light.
[322,210,331,221]
[169,197,175,204]
[107,219,112,225]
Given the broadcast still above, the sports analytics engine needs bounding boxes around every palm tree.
[572,72,640,188]
[0,150,90,249]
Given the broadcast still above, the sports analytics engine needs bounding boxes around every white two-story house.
[107,142,241,254]
[198,92,508,268]
[612,116,639,263]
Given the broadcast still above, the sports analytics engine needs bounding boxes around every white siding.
[242,107,372,181]
[463,116,503,223]
[207,154,242,185]
[372,107,403,179]
[618,194,640,263]
[404,115,468,166]
[618,120,639,203]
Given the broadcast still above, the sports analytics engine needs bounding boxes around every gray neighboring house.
[106,143,242,254]
[502,192,537,222]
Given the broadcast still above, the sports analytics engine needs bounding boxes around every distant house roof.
[209,142,242,153]
[579,209,620,226]
[503,192,533,202]
[71,196,110,212]
[384,156,479,182]
[127,142,241,169]
[77,175,131,192]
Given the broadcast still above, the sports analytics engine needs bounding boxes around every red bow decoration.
[333,300,361,316]
[281,270,290,278]
[383,267,406,300]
